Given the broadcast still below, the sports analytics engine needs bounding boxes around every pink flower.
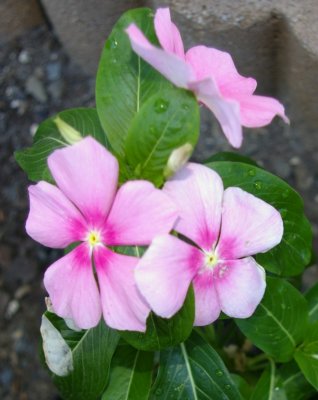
[126,8,289,148]
[135,163,283,325]
[26,137,177,331]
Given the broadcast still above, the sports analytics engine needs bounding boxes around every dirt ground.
[0,25,317,400]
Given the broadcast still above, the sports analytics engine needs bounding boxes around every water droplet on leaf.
[154,98,169,113]
[282,189,289,198]
[248,169,256,176]
[111,39,118,49]
[253,180,262,190]
[215,369,223,377]
[224,384,231,390]
[182,103,189,111]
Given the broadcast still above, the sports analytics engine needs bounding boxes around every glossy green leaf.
[125,87,199,186]
[250,360,287,400]
[207,161,312,276]
[43,312,119,400]
[102,343,153,400]
[96,8,169,158]
[278,361,316,400]
[150,330,242,399]
[294,322,318,390]
[230,374,252,399]
[236,277,308,362]
[305,282,318,323]
[205,151,259,166]
[120,285,195,351]
[15,108,107,182]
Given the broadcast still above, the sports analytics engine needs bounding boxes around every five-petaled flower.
[126,8,289,148]
[135,163,283,325]
[26,137,177,331]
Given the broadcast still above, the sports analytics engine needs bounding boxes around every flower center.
[87,230,101,247]
[204,250,219,269]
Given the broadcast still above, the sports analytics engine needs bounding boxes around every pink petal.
[163,163,223,250]
[94,246,150,332]
[44,243,102,329]
[104,180,177,246]
[186,46,251,89]
[135,234,203,318]
[217,187,284,260]
[125,24,194,88]
[215,257,266,318]
[154,8,185,58]
[26,181,86,248]
[189,78,242,148]
[238,94,290,127]
[48,136,118,225]
[193,272,221,326]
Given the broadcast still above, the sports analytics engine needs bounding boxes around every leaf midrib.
[180,343,199,400]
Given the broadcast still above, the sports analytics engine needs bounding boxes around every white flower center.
[204,250,219,269]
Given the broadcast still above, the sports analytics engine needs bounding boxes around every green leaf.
[294,322,318,390]
[15,108,107,182]
[230,374,252,399]
[150,330,242,399]
[250,360,287,400]
[278,361,316,400]
[236,277,308,362]
[205,151,259,166]
[305,282,318,323]
[121,285,195,351]
[43,312,119,400]
[102,343,153,400]
[125,87,199,185]
[96,8,169,158]
[207,161,312,276]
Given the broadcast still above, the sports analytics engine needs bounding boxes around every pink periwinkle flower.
[126,8,289,148]
[26,137,177,331]
[135,163,283,325]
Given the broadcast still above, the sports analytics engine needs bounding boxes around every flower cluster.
[26,136,283,331]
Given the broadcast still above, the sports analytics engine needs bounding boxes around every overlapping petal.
[26,181,86,248]
[154,8,185,58]
[94,246,150,332]
[217,187,284,260]
[193,272,221,326]
[215,257,266,318]
[190,79,242,148]
[104,180,177,246]
[135,234,203,318]
[125,24,194,88]
[48,136,118,224]
[44,243,102,329]
[164,163,224,250]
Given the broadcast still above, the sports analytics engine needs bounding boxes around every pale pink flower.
[126,8,289,148]
[26,137,177,331]
[135,163,283,325]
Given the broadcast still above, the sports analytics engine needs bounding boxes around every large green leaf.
[250,360,316,400]
[42,312,119,400]
[207,161,312,276]
[120,285,195,351]
[125,87,199,186]
[294,322,318,390]
[305,282,318,323]
[150,330,242,399]
[250,360,287,400]
[236,277,308,362]
[15,108,107,182]
[102,343,153,400]
[96,8,169,158]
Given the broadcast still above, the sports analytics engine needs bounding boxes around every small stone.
[48,80,64,101]
[30,123,39,137]
[314,194,318,203]
[14,285,31,300]
[289,156,301,166]
[5,299,20,319]
[25,75,47,103]
[18,50,31,64]
[46,62,62,81]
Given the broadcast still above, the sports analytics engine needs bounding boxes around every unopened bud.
[164,143,193,178]
[54,116,82,144]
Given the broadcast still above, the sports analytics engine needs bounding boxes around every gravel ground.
[0,24,317,400]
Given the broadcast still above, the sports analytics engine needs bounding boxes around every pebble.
[18,50,31,64]
[5,299,20,319]
[47,80,64,101]
[46,62,62,81]
[25,75,47,103]
[14,285,31,300]
[289,156,301,166]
